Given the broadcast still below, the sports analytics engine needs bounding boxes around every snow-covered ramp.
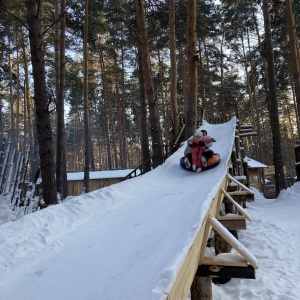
[0,117,248,300]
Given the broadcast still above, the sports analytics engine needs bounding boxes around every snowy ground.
[0,116,299,299]
[213,183,300,300]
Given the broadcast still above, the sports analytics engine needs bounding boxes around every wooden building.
[244,157,268,191]
[37,169,135,197]
[67,170,135,196]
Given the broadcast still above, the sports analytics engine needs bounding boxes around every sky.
[0,117,299,300]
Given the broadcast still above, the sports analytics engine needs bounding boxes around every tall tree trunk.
[250,0,271,164]
[16,30,21,151]
[8,33,17,150]
[169,0,180,148]
[120,26,127,167]
[241,34,255,125]
[288,58,300,136]
[105,71,118,169]
[21,27,33,164]
[99,49,114,169]
[203,39,213,120]
[179,48,188,118]
[185,0,197,138]
[285,0,300,137]
[157,48,168,144]
[262,0,286,195]
[246,28,263,163]
[113,46,125,169]
[135,0,163,168]
[137,46,151,172]
[83,0,90,192]
[220,29,225,122]
[26,0,58,205]
[56,0,69,199]
[198,40,206,114]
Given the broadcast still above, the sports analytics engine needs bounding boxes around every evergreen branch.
[0,6,29,31]
[41,11,66,37]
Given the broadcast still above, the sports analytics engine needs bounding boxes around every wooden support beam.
[227,190,252,196]
[233,175,247,183]
[196,264,255,280]
[222,189,251,221]
[217,214,246,230]
[202,254,248,267]
[209,218,258,269]
[227,173,253,194]
[223,193,254,203]
[227,185,238,192]
[239,128,253,132]
[239,124,253,129]
[240,132,258,138]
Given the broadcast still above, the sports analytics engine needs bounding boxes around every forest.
[0,0,299,205]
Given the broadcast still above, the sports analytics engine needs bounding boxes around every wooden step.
[217,214,246,230]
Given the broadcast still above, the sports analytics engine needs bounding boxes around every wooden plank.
[219,213,245,220]
[240,132,258,137]
[202,255,248,267]
[233,175,247,183]
[209,218,258,269]
[239,128,253,132]
[227,185,238,192]
[239,124,253,129]
[217,214,246,230]
[228,191,252,196]
[223,194,254,203]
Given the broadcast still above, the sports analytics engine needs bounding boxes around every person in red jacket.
[200,129,215,167]
[184,130,216,172]
[184,129,216,171]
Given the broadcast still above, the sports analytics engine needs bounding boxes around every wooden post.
[214,230,231,255]
[191,276,212,300]
[234,135,242,175]
[231,150,238,176]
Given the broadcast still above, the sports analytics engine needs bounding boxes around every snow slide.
[0,117,237,300]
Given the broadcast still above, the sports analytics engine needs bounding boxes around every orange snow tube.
[207,153,221,167]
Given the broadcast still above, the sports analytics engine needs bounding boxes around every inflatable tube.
[180,154,221,172]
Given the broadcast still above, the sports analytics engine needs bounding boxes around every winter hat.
[194,131,203,138]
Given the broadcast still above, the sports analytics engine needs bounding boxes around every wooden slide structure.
[166,117,258,299]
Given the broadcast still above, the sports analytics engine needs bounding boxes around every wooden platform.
[223,192,254,203]
[217,214,246,230]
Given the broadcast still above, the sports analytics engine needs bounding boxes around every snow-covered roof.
[67,170,135,181]
[244,156,268,168]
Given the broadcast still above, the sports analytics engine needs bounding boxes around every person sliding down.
[191,131,216,172]
[200,129,216,167]
[184,129,216,169]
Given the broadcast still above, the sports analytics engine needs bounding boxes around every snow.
[244,157,268,169]
[213,184,300,300]
[67,170,136,181]
[0,116,299,299]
